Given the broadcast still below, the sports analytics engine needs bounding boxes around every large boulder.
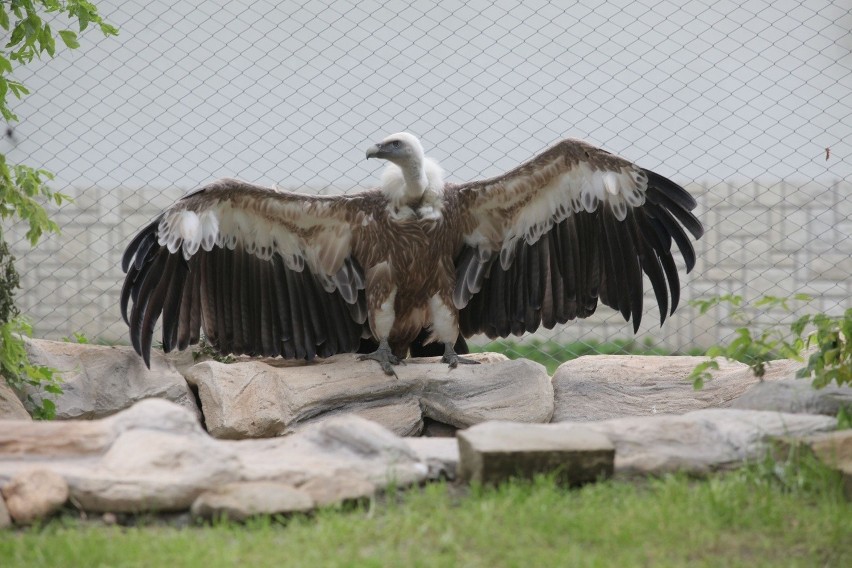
[0,399,427,514]
[551,355,795,422]
[21,337,199,420]
[185,353,553,439]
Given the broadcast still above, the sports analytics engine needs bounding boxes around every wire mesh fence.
[2,0,850,361]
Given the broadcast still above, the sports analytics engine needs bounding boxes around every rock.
[773,429,852,501]
[0,399,428,514]
[457,421,614,486]
[731,377,852,416]
[1,469,69,524]
[190,482,314,521]
[21,337,199,420]
[436,409,837,479]
[0,493,10,529]
[185,353,553,439]
[233,413,427,493]
[406,437,460,480]
[0,379,30,421]
[774,429,852,468]
[574,409,837,476]
[552,355,773,422]
[298,476,376,508]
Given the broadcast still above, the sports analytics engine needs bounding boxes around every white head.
[366,133,444,209]
[365,132,425,167]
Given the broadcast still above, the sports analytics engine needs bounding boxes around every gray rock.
[186,353,553,439]
[552,355,771,422]
[0,379,30,421]
[1,469,69,524]
[21,337,199,420]
[457,421,614,486]
[0,493,10,529]
[297,476,376,508]
[574,408,838,476]
[731,377,852,416]
[773,429,852,501]
[406,437,460,480]
[774,429,852,469]
[190,482,314,521]
[435,409,837,479]
[0,399,428,514]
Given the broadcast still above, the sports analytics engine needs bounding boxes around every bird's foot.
[357,340,405,378]
[442,343,480,369]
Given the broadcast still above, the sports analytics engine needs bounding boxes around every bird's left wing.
[447,139,703,338]
[121,178,371,366]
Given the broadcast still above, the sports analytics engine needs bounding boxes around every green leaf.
[58,30,79,49]
[8,23,25,48]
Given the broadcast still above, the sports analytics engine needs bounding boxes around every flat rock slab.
[552,355,780,422]
[22,337,199,420]
[731,377,852,416]
[185,353,553,439]
[457,421,614,486]
[0,399,427,514]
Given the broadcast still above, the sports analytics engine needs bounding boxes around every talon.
[441,342,480,369]
[357,339,403,378]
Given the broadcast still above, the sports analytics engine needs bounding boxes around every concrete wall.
[7,180,849,351]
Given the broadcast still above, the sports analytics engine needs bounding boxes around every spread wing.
[448,139,703,339]
[121,178,371,367]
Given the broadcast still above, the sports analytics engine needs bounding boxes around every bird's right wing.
[121,178,372,366]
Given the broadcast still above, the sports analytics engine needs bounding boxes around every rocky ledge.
[0,338,849,526]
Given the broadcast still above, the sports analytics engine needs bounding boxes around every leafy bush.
[0,0,117,418]
[688,294,851,390]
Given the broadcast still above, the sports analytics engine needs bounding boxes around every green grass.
[2,462,849,568]
[472,338,704,375]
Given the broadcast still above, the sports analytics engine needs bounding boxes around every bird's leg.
[357,338,405,378]
[442,342,480,369]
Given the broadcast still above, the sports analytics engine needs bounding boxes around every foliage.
[61,331,90,344]
[0,0,117,419]
[2,470,849,566]
[193,336,236,364]
[0,0,118,122]
[688,294,851,391]
[0,317,62,419]
[794,308,852,388]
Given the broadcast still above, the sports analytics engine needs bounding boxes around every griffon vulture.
[122,133,703,375]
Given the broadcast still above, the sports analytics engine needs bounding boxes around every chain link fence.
[2,0,850,359]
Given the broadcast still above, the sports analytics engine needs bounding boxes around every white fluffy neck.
[381,156,445,210]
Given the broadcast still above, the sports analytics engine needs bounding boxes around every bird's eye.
[392,140,400,148]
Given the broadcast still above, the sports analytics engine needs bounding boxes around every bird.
[121,133,703,375]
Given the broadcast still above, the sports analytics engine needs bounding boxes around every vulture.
[121,133,703,375]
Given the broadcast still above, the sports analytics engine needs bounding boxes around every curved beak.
[365,143,384,160]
